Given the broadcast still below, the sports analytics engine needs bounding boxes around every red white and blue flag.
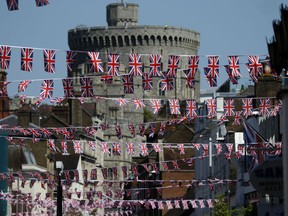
[161,72,174,91]
[183,70,196,89]
[206,99,217,118]
[227,56,241,79]
[223,99,235,116]
[126,142,135,156]
[18,80,31,92]
[129,54,143,76]
[167,55,180,77]
[40,80,53,99]
[206,56,220,78]
[149,99,162,114]
[128,123,136,137]
[246,56,263,82]
[113,142,121,155]
[0,46,12,70]
[21,48,33,72]
[233,111,242,125]
[169,99,181,115]
[177,144,185,155]
[115,98,129,107]
[107,53,120,76]
[73,141,83,154]
[187,56,199,78]
[6,0,19,11]
[259,98,270,116]
[186,100,197,118]
[43,50,56,73]
[62,78,75,98]
[89,141,96,151]
[50,97,64,105]
[100,75,113,84]
[152,143,162,153]
[35,0,49,7]
[204,67,217,87]
[149,123,156,138]
[139,143,149,157]
[132,98,145,109]
[80,77,93,97]
[242,98,253,118]
[66,51,77,73]
[224,65,239,85]
[100,142,110,155]
[88,52,104,73]
[121,75,134,94]
[149,54,161,77]
[142,72,153,90]
[61,141,68,154]
[48,139,56,152]
[115,125,122,139]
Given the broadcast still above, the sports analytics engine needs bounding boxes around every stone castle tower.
[67,1,200,172]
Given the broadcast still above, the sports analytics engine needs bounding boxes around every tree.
[213,194,252,216]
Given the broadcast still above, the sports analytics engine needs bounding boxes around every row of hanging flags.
[0,45,273,90]
[1,191,216,211]
[6,0,49,11]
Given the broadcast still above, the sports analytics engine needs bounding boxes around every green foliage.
[144,108,154,122]
[213,194,253,216]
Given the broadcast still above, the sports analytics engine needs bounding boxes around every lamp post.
[56,161,64,216]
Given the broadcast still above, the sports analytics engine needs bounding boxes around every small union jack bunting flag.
[66,51,77,73]
[6,0,19,11]
[35,0,49,7]
[149,54,161,77]
[122,75,134,94]
[246,56,263,82]
[43,50,56,73]
[149,99,162,114]
[129,54,143,76]
[73,141,83,154]
[18,80,31,93]
[40,80,53,99]
[160,72,174,91]
[169,99,181,115]
[167,55,180,77]
[21,48,33,72]
[132,98,145,109]
[107,53,120,76]
[87,52,104,73]
[0,46,12,69]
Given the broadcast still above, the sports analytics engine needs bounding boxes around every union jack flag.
[100,142,110,155]
[66,51,77,73]
[149,54,161,77]
[100,74,113,84]
[215,144,222,155]
[115,125,122,139]
[205,99,217,118]
[177,144,185,155]
[187,56,199,78]
[149,99,162,114]
[224,65,239,84]
[115,98,129,107]
[18,80,31,92]
[183,70,196,89]
[206,56,220,78]
[129,54,143,76]
[126,142,135,155]
[121,75,134,94]
[169,99,181,115]
[43,50,56,73]
[62,78,74,98]
[233,111,241,125]
[107,53,120,76]
[132,98,145,109]
[80,77,93,97]
[167,55,180,77]
[223,99,235,116]
[128,123,136,137]
[161,72,174,91]
[0,46,11,70]
[186,100,197,118]
[218,114,228,125]
[40,80,54,99]
[149,123,156,138]
[20,48,33,72]
[113,142,121,155]
[242,98,253,118]
[204,67,217,87]
[152,143,162,153]
[139,143,149,157]
[90,168,97,180]
[40,128,52,138]
[87,52,104,73]
[172,160,180,170]
[139,124,146,136]
[61,141,68,154]
[142,72,153,90]
[50,97,64,105]
[35,0,49,7]
[73,141,83,154]
[246,56,263,82]
[259,98,270,116]
[227,56,241,79]
[6,0,19,11]
[48,139,56,152]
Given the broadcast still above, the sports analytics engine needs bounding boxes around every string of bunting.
[5,0,49,11]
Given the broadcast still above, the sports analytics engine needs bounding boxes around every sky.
[0,0,286,99]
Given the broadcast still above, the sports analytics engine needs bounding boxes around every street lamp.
[56,161,64,216]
